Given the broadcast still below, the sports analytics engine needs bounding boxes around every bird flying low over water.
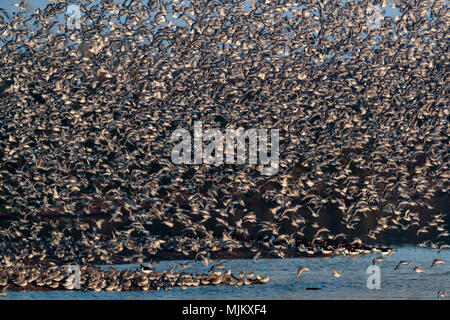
[414,266,425,274]
[253,251,261,264]
[208,261,226,273]
[372,257,384,265]
[394,261,413,270]
[332,268,343,278]
[431,259,445,268]
[297,266,310,279]
[438,244,450,254]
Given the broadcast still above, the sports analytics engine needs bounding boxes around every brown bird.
[297,266,310,279]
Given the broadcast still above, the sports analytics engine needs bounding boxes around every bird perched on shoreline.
[437,291,448,298]
[297,266,310,279]
[138,264,153,274]
[256,274,269,283]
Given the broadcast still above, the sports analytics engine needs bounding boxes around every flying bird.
[297,266,310,279]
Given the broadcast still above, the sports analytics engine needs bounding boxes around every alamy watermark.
[66,264,81,290]
[366,5,382,30]
[170,121,279,175]
[66,4,82,30]
[366,265,381,289]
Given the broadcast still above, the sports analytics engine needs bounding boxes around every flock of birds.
[0,0,448,296]
[0,260,269,295]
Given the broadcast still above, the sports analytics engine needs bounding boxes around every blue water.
[3,246,449,300]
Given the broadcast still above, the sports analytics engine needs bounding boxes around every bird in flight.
[332,268,343,278]
[431,259,445,268]
[372,257,384,265]
[297,265,310,279]
[394,260,413,270]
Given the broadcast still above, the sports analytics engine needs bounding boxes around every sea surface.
[3,246,449,300]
